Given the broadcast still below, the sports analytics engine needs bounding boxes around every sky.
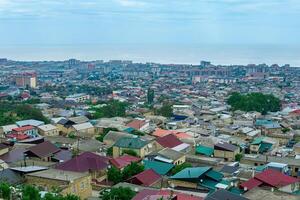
[0,0,300,66]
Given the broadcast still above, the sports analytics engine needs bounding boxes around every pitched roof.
[56,151,109,172]
[38,124,58,132]
[69,116,89,124]
[254,169,299,187]
[133,189,203,200]
[156,148,184,161]
[196,145,214,156]
[110,155,141,169]
[126,119,147,130]
[72,122,93,131]
[214,142,238,152]
[143,160,174,175]
[25,141,60,158]
[205,189,249,200]
[156,134,182,148]
[16,119,44,127]
[171,167,211,179]
[240,178,263,191]
[114,137,149,149]
[12,125,34,132]
[127,169,161,186]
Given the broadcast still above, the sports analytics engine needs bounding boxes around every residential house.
[169,167,225,192]
[127,169,162,187]
[0,124,18,138]
[103,131,135,146]
[126,119,150,132]
[16,119,45,127]
[72,122,95,137]
[110,155,141,170]
[195,145,214,157]
[250,137,276,154]
[132,189,203,200]
[26,169,92,199]
[113,137,162,158]
[25,141,71,162]
[69,116,89,124]
[149,148,186,165]
[240,169,299,194]
[241,154,300,177]
[293,142,300,154]
[56,119,76,135]
[8,126,38,141]
[143,160,174,175]
[205,189,249,200]
[38,124,59,136]
[214,142,240,161]
[56,152,110,184]
[156,134,190,153]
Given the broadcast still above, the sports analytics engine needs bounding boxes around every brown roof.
[126,120,147,130]
[25,141,60,158]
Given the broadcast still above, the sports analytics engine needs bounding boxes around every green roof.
[196,145,214,156]
[114,137,148,149]
[171,167,211,180]
[205,170,224,181]
[251,137,265,145]
[259,142,273,153]
[199,178,218,190]
[143,160,174,175]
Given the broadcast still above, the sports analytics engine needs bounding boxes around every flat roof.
[26,168,89,182]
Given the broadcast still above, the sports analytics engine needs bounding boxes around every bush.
[171,163,192,175]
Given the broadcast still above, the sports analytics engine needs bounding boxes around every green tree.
[22,185,41,200]
[122,162,144,180]
[102,187,135,200]
[107,166,123,184]
[0,182,11,200]
[147,88,155,104]
[227,92,281,114]
[171,163,192,175]
[235,153,243,162]
[156,102,173,118]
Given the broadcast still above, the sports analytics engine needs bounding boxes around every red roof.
[254,169,299,187]
[240,178,263,190]
[156,134,183,148]
[132,189,203,200]
[127,169,161,186]
[12,126,34,132]
[291,109,300,115]
[6,133,29,140]
[56,152,109,172]
[127,120,147,130]
[110,155,141,169]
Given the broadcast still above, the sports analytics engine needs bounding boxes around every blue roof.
[170,167,211,179]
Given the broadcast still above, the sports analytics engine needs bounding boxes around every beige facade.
[26,170,92,199]
[214,148,239,161]
[113,141,162,158]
